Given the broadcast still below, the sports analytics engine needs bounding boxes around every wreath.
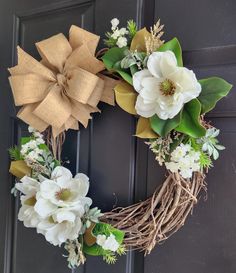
[8,18,233,268]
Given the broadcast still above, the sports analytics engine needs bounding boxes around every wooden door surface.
[0,0,236,273]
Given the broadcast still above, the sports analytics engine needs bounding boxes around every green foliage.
[8,146,22,160]
[150,111,182,137]
[20,136,32,145]
[127,20,137,38]
[104,32,117,47]
[120,50,147,70]
[189,137,212,169]
[103,252,117,264]
[198,77,233,114]
[158,37,183,66]
[199,152,213,169]
[102,47,133,85]
[176,99,206,138]
[116,245,126,256]
[197,128,225,160]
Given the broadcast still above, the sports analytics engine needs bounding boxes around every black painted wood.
[0,0,236,273]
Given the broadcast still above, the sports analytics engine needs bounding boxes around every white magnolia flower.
[16,176,41,228]
[18,198,41,228]
[16,176,40,196]
[116,36,127,48]
[96,234,119,252]
[111,18,119,30]
[133,50,201,119]
[37,208,82,246]
[35,166,92,218]
[165,143,201,179]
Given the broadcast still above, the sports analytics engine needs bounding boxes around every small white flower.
[165,161,179,173]
[133,51,201,119]
[33,131,44,139]
[35,137,45,144]
[103,234,119,252]
[25,148,43,161]
[96,234,119,252]
[111,29,121,39]
[28,126,35,133]
[111,18,119,30]
[171,143,190,161]
[116,36,127,48]
[119,27,128,35]
[165,144,201,179]
[96,234,107,246]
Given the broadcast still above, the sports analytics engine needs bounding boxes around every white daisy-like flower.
[116,36,127,48]
[133,50,201,120]
[34,166,92,218]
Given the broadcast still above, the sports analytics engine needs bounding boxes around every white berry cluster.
[96,233,119,252]
[165,143,200,179]
[20,127,45,162]
[110,18,128,48]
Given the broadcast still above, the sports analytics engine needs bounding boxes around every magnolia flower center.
[55,188,71,201]
[160,79,176,96]
[24,196,37,206]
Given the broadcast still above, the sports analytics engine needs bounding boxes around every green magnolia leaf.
[117,71,133,85]
[176,99,206,138]
[150,111,182,137]
[102,47,133,85]
[102,47,127,70]
[198,77,233,113]
[158,37,183,67]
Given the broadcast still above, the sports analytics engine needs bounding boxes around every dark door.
[1,0,236,273]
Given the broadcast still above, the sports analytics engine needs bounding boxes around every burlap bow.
[9,25,116,137]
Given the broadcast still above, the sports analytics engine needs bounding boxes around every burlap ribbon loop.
[9,25,117,137]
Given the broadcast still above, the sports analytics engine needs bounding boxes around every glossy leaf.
[136,117,158,139]
[102,47,127,70]
[114,82,137,115]
[198,77,233,113]
[176,99,206,138]
[158,37,183,66]
[102,47,133,85]
[150,111,182,137]
[130,27,151,52]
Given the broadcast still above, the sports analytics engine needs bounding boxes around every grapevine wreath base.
[7,18,232,268]
[103,172,205,254]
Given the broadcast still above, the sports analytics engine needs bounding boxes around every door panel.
[1,0,236,273]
